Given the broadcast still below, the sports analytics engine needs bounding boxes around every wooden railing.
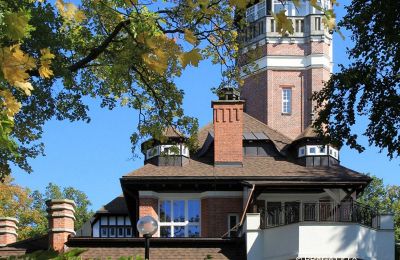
[261,201,380,229]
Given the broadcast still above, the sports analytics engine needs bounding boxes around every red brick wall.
[242,71,268,123]
[212,102,244,164]
[201,198,243,237]
[139,198,158,220]
[0,218,18,246]
[241,41,332,139]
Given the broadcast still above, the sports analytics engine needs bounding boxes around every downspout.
[221,183,256,238]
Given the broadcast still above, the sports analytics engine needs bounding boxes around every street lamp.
[137,216,158,260]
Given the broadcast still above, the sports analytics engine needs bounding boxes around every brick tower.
[240,0,333,139]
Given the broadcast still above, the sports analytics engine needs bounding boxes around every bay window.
[159,199,200,237]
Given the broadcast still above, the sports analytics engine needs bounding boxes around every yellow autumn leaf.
[0,90,22,119]
[39,48,55,78]
[179,48,202,68]
[14,81,34,96]
[229,0,247,9]
[184,29,197,46]
[0,44,36,85]
[273,10,294,35]
[55,0,86,23]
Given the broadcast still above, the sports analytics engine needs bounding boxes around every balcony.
[244,204,395,260]
[262,201,380,230]
[241,14,328,45]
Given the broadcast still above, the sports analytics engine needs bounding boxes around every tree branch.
[68,19,131,72]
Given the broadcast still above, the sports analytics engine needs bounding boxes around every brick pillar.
[46,199,76,252]
[212,96,245,166]
[0,217,18,247]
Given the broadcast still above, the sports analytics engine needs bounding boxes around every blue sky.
[12,1,400,211]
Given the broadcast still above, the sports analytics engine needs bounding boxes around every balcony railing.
[261,201,380,229]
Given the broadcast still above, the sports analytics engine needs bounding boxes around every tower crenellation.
[240,0,333,139]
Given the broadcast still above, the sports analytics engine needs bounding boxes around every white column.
[245,213,264,260]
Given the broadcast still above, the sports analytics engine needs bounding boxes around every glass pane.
[126,227,132,237]
[229,215,238,229]
[188,200,200,222]
[109,227,116,237]
[188,225,200,237]
[118,227,124,237]
[101,216,108,225]
[160,200,171,222]
[101,227,108,237]
[160,226,171,237]
[173,200,185,222]
[173,226,185,237]
[109,216,116,225]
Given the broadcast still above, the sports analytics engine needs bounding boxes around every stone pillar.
[46,199,76,252]
[0,217,18,247]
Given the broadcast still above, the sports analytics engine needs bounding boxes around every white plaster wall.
[92,220,100,237]
[264,224,299,260]
[246,215,395,260]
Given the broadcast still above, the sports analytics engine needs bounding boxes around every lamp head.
[137,215,158,236]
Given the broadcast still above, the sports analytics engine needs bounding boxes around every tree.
[0,0,337,181]
[357,175,400,241]
[313,0,400,159]
[0,179,93,240]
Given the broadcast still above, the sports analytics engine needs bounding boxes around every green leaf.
[3,11,34,41]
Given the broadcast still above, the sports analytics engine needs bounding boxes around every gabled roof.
[96,195,128,215]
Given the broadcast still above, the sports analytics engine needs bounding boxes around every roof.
[295,125,319,141]
[196,113,292,153]
[0,234,48,257]
[123,156,370,182]
[96,195,128,215]
[163,126,183,138]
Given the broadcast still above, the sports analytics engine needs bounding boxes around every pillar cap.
[45,199,76,208]
[0,217,19,224]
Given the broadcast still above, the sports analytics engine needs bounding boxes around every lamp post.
[136,216,158,260]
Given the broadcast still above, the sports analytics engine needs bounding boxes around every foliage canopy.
[0,0,337,181]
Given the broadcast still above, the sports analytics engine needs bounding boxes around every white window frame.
[158,199,201,238]
[227,214,240,237]
[282,88,292,114]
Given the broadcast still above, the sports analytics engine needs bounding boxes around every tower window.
[295,19,304,33]
[270,19,275,32]
[282,88,292,114]
[315,17,321,31]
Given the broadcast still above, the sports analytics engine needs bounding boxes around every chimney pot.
[46,199,76,252]
[0,217,18,247]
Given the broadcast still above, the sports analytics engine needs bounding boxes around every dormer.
[292,126,339,167]
[141,127,189,166]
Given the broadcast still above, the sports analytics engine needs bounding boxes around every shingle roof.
[123,156,369,181]
[196,113,292,153]
[96,195,128,214]
[294,125,319,141]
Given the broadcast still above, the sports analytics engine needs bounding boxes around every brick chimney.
[0,217,18,247]
[212,88,245,166]
[46,199,76,252]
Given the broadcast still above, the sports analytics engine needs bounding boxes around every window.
[298,147,305,157]
[315,17,321,31]
[270,19,275,32]
[282,88,292,114]
[228,214,239,237]
[295,19,304,33]
[98,215,133,238]
[309,147,316,154]
[159,199,200,237]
